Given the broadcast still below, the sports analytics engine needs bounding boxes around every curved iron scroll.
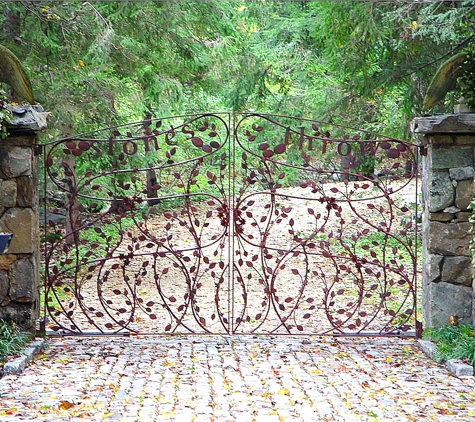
[42,113,420,336]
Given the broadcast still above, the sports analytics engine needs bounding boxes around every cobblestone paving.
[0,336,474,421]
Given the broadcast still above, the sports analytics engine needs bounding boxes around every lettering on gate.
[245,123,409,165]
[58,122,223,165]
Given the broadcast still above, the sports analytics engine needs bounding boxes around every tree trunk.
[64,155,81,247]
[3,10,21,42]
[147,169,160,205]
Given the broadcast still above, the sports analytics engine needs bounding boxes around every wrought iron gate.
[41,113,420,336]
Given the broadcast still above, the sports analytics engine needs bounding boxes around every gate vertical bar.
[415,149,421,337]
[40,145,49,335]
[229,112,236,334]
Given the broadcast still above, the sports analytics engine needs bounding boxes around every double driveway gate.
[42,113,420,336]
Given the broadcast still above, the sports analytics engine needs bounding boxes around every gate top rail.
[42,112,416,146]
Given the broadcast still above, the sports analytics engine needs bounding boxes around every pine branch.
[400,34,475,79]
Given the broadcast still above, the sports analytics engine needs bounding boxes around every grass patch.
[328,229,421,270]
[0,320,30,363]
[423,324,475,367]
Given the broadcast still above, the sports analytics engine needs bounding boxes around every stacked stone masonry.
[413,114,475,328]
[0,110,43,333]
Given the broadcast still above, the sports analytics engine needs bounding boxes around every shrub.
[424,324,475,367]
[0,320,30,363]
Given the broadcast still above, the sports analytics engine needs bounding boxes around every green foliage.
[1,1,473,143]
[0,320,30,363]
[469,198,475,290]
[457,46,475,109]
[0,1,241,137]
[424,324,475,367]
[0,87,12,139]
[82,216,135,249]
[334,229,420,270]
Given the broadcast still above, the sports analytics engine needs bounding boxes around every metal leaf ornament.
[423,52,467,111]
[0,44,35,104]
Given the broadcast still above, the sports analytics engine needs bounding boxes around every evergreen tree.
[0,1,473,140]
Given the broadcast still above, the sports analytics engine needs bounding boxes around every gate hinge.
[418,145,427,156]
[34,144,43,156]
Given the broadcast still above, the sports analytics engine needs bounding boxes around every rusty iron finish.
[41,113,420,336]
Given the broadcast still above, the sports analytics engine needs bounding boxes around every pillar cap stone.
[413,114,475,134]
[6,104,48,134]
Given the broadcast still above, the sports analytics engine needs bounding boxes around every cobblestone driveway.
[0,336,474,421]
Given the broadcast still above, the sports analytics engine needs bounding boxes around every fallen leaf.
[58,400,75,410]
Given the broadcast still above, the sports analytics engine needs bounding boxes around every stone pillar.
[0,105,46,333]
[413,114,475,328]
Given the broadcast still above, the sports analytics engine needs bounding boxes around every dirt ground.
[42,177,421,336]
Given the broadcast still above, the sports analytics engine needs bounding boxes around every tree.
[0,1,243,136]
[1,0,474,141]
[303,1,475,137]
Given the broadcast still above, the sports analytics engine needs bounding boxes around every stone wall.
[413,114,475,328]
[0,106,45,333]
